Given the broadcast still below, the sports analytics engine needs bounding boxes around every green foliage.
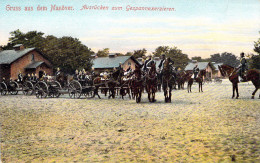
[153,46,170,57]
[210,52,239,67]
[4,29,94,73]
[153,46,189,70]
[247,54,260,70]
[125,52,133,56]
[133,48,147,58]
[96,48,109,57]
[253,32,260,55]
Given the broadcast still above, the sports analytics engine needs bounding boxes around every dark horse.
[132,65,143,103]
[219,64,260,99]
[161,58,175,103]
[145,61,157,102]
[93,69,122,99]
[187,70,205,93]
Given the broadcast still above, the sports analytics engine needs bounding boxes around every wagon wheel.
[68,80,82,99]
[9,81,19,95]
[35,81,48,98]
[22,81,34,95]
[0,82,8,95]
[48,81,62,98]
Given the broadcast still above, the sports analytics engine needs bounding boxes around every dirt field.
[1,80,260,162]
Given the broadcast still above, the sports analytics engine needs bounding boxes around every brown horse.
[132,65,143,103]
[187,70,205,93]
[218,64,260,99]
[161,58,175,103]
[145,62,157,102]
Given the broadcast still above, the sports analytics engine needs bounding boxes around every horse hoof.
[251,96,254,99]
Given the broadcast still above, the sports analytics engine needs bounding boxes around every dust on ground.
[1,80,260,162]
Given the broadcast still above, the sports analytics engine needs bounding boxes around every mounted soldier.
[238,52,247,82]
[143,55,152,72]
[193,64,200,79]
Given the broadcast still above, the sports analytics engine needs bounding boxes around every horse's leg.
[236,83,239,99]
[169,87,172,103]
[232,83,235,98]
[251,86,259,99]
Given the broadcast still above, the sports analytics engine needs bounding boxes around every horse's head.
[219,65,235,77]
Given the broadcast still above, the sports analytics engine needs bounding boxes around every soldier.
[238,52,247,82]
[158,54,166,70]
[55,67,61,77]
[74,69,79,80]
[143,55,152,72]
[17,71,23,83]
[91,67,96,77]
[193,64,200,79]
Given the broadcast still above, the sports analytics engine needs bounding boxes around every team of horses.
[56,58,211,103]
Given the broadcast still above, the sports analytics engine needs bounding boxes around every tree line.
[1,29,259,73]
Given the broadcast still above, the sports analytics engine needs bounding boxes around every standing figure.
[143,55,152,72]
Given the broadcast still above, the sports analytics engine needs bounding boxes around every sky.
[0,0,259,58]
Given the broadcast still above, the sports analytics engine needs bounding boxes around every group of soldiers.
[2,52,247,85]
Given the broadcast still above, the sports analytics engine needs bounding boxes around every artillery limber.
[0,79,36,96]
[34,74,95,99]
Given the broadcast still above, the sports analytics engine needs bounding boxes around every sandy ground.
[0,80,260,162]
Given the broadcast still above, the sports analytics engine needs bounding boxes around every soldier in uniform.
[74,69,79,80]
[158,54,166,70]
[55,67,61,77]
[193,64,200,79]
[91,67,96,77]
[238,52,247,82]
[143,55,152,72]
[17,71,23,83]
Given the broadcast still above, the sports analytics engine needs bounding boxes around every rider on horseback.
[193,64,200,79]
[143,55,152,72]
[238,52,247,82]
[55,67,61,77]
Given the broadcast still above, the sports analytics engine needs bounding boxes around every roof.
[185,62,215,71]
[213,63,223,70]
[0,48,35,64]
[92,56,140,69]
[25,61,47,69]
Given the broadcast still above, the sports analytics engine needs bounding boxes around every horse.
[187,70,205,93]
[92,69,122,99]
[145,61,157,102]
[218,64,260,99]
[132,65,144,103]
[161,58,175,103]
[176,71,188,90]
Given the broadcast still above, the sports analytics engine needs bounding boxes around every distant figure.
[55,67,61,77]
[74,69,79,80]
[193,64,200,79]
[238,52,247,82]
[158,54,166,70]
[17,71,23,83]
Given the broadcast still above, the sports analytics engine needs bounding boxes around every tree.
[247,53,260,69]
[254,32,260,55]
[4,29,94,73]
[153,46,170,57]
[125,52,133,56]
[133,48,147,58]
[167,46,190,70]
[96,48,109,57]
[210,52,239,67]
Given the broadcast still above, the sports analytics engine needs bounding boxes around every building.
[212,62,224,78]
[185,60,215,79]
[0,44,53,81]
[92,53,141,73]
